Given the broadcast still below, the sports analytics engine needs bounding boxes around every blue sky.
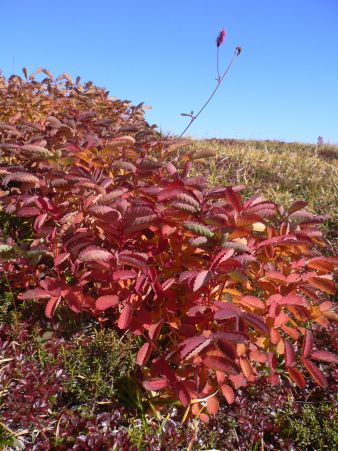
[1,0,338,143]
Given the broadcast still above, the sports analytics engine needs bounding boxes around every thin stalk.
[216,47,221,82]
[177,47,241,140]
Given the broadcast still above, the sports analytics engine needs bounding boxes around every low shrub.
[0,70,337,424]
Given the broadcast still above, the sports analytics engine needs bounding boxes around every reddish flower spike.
[216,28,226,47]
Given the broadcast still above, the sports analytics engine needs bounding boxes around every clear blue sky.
[1,0,338,143]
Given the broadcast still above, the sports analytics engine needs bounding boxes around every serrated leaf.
[241,312,269,336]
[171,202,197,213]
[45,297,60,318]
[288,367,306,389]
[302,330,313,359]
[240,296,265,310]
[17,207,40,217]
[21,144,52,159]
[308,276,335,295]
[78,248,113,262]
[284,341,296,368]
[181,336,211,359]
[54,252,70,267]
[183,221,214,238]
[311,350,338,364]
[189,236,208,246]
[213,331,247,343]
[225,187,242,212]
[307,257,334,273]
[193,270,213,292]
[111,160,136,172]
[203,356,238,374]
[288,201,308,215]
[3,172,40,186]
[113,269,138,280]
[174,193,199,209]
[302,359,328,388]
[19,288,51,300]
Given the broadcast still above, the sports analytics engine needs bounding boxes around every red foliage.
[0,70,337,419]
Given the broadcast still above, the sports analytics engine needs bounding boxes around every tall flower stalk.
[177,29,241,140]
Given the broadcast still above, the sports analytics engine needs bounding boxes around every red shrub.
[0,70,337,420]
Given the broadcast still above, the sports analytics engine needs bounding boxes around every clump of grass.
[59,328,137,411]
[277,400,338,450]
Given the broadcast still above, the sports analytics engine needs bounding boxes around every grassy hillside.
[189,138,338,253]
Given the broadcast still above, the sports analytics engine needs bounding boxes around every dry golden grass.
[188,138,338,253]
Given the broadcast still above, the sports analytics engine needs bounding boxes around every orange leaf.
[288,367,305,389]
[220,383,235,404]
[308,276,335,295]
[207,396,219,415]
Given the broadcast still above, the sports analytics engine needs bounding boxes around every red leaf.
[241,312,269,336]
[288,201,308,215]
[78,248,113,262]
[213,331,247,343]
[265,271,286,284]
[34,212,48,231]
[220,383,235,404]
[17,207,40,217]
[211,248,234,269]
[225,187,242,212]
[54,252,70,267]
[148,320,163,341]
[288,367,306,389]
[311,350,338,364]
[284,341,296,368]
[18,288,51,300]
[136,342,152,366]
[307,257,334,273]
[113,269,138,280]
[193,270,213,292]
[45,297,61,318]
[96,295,119,310]
[302,330,313,359]
[181,336,211,359]
[203,356,238,374]
[3,172,40,186]
[302,359,328,388]
[177,385,190,407]
[118,251,148,271]
[240,296,265,310]
[308,276,335,295]
[118,303,132,329]
[250,350,268,363]
[143,378,168,391]
[274,312,289,328]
